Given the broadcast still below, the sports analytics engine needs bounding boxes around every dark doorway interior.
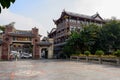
[41,48,48,59]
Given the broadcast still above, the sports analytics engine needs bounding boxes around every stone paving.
[0,59,120,80]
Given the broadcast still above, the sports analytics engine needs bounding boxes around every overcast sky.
[0,0,120,36]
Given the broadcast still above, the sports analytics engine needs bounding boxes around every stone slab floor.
[0,59,120,80]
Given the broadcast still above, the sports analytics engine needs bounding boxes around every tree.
[84,50,91,62]
[0,25,5,32]
[84,50,91,56]
[96,20,120,54]
[63,24,100,56]
[95,50,104,64]
[0,0,15,13]
[63,31,80,57]
[95,50,104,57]
[64,19,120,57]
[113,50,120,57]
[80,24,100,52]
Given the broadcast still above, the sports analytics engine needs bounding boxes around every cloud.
[1,0,120,37]
[0,9,46,36]
[73,0,120,19]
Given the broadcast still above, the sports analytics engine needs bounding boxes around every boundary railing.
[70,56,119,65]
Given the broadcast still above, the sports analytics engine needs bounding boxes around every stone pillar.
[1,34,12,60]
[1,42,9,60]
[48,47,53,58]
[116,58,120,65]
[0,45,2,60]
[32,27,38,37]
[32,27,40,59]
[48,39,54,59]
[5,23,15,34]
[1,23,13,60]
[32,37,40,59]
[86,56,89,62]
[99,57,102,64]
[33,44,40,59]
[39,48,41,59]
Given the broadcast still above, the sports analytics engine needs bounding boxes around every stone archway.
[1,24,41,60]
[38,38,54,59]
[39,44,53,59]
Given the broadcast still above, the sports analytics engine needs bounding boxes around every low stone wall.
[70,56,119,65]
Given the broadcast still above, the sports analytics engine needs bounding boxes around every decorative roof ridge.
[54,10,104,24]
[91,12,99,18]
[62,10,92,19]
[16,30,31,32]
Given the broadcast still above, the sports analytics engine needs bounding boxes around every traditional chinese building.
[48,10,105,57]
[0,23,53,60]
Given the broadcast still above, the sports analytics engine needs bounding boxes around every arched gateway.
[0,23,53,60]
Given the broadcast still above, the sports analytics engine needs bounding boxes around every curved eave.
[37,42,52,46]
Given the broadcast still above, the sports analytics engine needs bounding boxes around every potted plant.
[84,50,91,62]
[95,50,104,64]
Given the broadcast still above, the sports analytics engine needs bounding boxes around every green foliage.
[95,50,104,57]
[0,26,5,32]
[0,0,15,13]
[72,50,81,56]
[64,19,120,56]
[75,50,81,54]
[95,20,120,53]
[80,24,100,51]
[84,50,91,56]
[59,52,68,59]
[113,50,120,57]
[63,24,100,55]
[63,45,75,57]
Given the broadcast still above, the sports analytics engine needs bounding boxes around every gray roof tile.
[38,41,52,46]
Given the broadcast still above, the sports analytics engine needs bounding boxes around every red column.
[1,42,9,60]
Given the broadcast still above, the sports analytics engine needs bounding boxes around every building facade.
[0,23,53,60]
[48,10,105,57]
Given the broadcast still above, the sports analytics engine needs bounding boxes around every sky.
[0,0,120,37]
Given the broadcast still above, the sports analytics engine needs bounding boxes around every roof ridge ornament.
[63,9,66,12]
[8,22,15,26]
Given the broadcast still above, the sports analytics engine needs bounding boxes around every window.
[70,26,76,31]
[13,37,16,40]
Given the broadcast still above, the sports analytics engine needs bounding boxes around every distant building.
[48,10,105,57]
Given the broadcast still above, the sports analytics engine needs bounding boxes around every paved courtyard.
[0,59,120,80]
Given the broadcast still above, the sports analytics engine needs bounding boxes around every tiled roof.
[9,31,34,37]
[54,10,105,24]
[65,11,92,19]
[50,28,56,33]
[38,41,52,46]
[64,11,103,21]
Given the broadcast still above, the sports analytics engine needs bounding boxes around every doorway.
[41,48,48,59]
